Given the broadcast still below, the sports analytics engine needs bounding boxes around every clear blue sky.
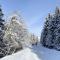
[0,0,60,36]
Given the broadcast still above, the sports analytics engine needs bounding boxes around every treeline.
[40,7,60,51]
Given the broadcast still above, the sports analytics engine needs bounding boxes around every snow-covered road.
[1,43,60,60]
[0,48,40,60]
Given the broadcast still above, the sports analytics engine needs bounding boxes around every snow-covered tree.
[40,7,60,50]
[40,13,53,47]
[4,13,32,54]
[0,6,8,58]
[28,33,38,45]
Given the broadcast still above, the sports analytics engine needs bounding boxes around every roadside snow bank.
[0,48,40,60]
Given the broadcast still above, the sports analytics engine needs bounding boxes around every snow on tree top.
[7,12,27,29]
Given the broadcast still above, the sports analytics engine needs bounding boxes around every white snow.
[32,43,60,60]
[1,43,60,60]
[0,48,40,60]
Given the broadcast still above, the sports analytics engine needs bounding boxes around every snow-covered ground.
[1,43,60,60]
[32,43,60,60]
[0,48,40,60]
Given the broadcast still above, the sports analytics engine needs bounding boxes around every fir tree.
[0,6,7,58]
[40,14,50,47]
[4,13,30,54]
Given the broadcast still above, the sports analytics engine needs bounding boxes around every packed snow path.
[32,43,60,60]
[1,43,60,60]
[0,48,40,60]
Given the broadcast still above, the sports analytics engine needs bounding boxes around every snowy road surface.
[1,43,60,60]
[0,48,40,60]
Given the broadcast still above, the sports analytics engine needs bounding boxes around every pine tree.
[0,6,7,58]
[4,13,32,54]
[54,7,60,50]
[40,7,60,50]
[40,14,50,47]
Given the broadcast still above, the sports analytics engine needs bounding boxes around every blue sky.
[0,0,60,36]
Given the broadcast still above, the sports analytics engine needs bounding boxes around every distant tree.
[30,34,38,45]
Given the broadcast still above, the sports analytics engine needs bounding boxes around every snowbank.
[0,48,40,60]
[32,43,60,60]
